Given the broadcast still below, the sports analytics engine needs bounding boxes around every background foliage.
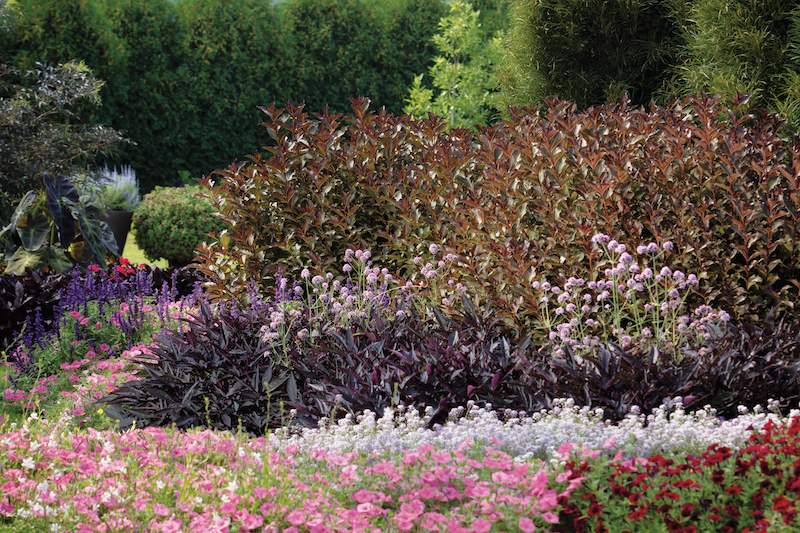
[500,0,685,111]
[2,0,451,194]
[404,0,504,128]
[677,0,800,131]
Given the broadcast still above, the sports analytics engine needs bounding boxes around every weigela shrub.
[133,184,225,264]
[198,94,800,336]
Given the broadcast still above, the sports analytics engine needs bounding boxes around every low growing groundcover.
[0,357,797,533]
[2,250,800,532]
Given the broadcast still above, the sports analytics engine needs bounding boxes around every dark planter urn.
[168,258,192,268]
[102,210,134,254]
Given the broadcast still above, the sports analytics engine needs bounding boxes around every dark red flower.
[628,507,648,520]
[612,483,631,498]
[666,519,683,532]
[587,504,603,517]
[708,515,722,522]
[773,496,794,513]
[724,486,742,495]
[760,460,781,477]
[672,479,695,489]
[705,446,732,466]
[680,503,697,518]
[725,503,742,519]
[711,470,725,485]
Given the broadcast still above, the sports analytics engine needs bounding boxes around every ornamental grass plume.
[533,233,730,360]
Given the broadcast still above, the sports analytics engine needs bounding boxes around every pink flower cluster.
[0,418,600,532]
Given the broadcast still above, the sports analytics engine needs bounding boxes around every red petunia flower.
[587,504,603,517]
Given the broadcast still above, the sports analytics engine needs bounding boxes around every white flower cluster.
[272,397,797,463]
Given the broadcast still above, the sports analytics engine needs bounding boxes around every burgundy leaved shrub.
[197,94,800,341]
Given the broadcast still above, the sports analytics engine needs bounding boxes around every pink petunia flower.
[518,517,537,533]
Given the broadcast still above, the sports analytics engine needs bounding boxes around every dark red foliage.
[98,296,539,433]
[198,94,800,332]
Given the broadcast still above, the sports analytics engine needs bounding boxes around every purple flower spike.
[663,241,674,251]
[592,233,611,243]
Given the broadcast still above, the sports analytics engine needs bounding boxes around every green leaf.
[15,209,51,251]
[43,173,79,246]
[63,198,118,268]
[45,246,75,273]
[0,191,38,243]
[3,247,49,274]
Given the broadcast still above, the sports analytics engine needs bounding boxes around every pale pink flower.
[152,503,170,517]
[519,516,537,532]
[472,517,492,533]
[162,518,183,533]
[286,509,306,526]
[541,512,559,523]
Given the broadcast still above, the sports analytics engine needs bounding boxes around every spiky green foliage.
[404,0,504,128]
[500,0,684,110]
[677,0,800,132]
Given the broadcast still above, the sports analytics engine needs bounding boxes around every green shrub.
[500,0,683,110]
[677,0,800,132]
[132,184,225,264]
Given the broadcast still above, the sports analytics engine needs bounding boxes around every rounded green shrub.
[132,184,225,264]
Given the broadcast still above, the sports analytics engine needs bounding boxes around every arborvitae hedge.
[5,0,446,192]
[9,0,125,79]
[170,0,294,188]
[678,0,800,131]
[101,0,189,193]
[500,0,684,110]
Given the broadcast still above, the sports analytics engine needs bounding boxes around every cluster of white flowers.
[270,397,797,463]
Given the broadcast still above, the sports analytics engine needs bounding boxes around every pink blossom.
[286,509,306,526]
[519,517,537,532]
[472,517,492,532]
[219,501,237,514]
[152,503,170,517]
[240,512,264,530]
[161,518,183,533]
